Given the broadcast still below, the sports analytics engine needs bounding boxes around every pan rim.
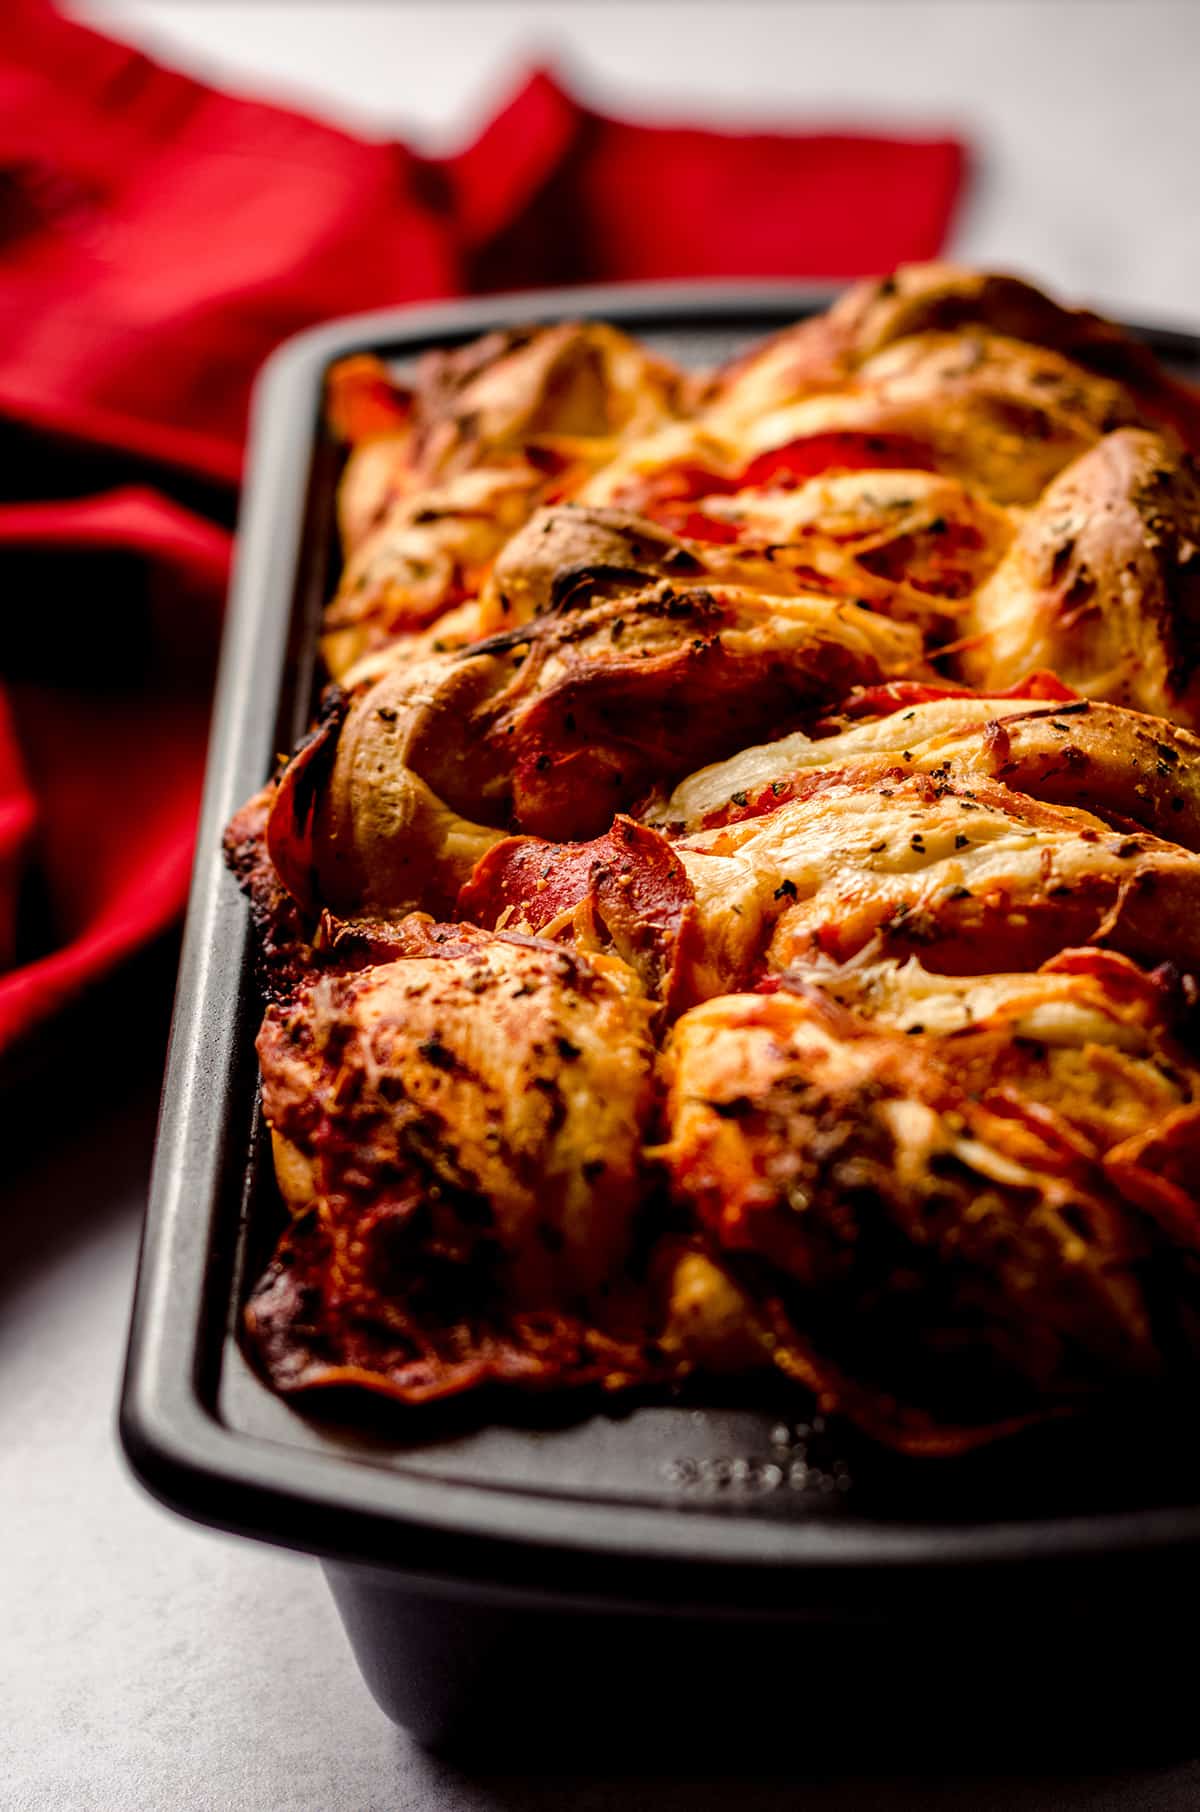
[119,278,1200,1602]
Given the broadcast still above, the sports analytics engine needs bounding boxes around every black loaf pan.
[121,284,1200,1758]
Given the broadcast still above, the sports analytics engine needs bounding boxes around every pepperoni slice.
[459,815,700,1013]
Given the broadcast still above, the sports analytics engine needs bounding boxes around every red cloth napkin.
[0,0,965,1055]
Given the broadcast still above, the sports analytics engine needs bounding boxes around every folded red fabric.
[0,0,965,1055]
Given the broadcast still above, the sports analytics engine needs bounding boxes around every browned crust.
[225,267,1200,1448]
[709,263,1200,446]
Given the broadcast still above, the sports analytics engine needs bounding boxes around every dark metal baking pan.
[120,283,1200,1750]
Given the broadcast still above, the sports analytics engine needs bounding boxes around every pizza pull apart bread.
[229,265,1200,1450]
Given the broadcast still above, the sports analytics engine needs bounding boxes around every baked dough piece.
[654,692,1200,844]
[248,921,662,1401]
[659,952,1200,1450]
[457,693,1200,1009]
[266,518,924,920]
[322,324,688,675]
[582,333,1133,578]
[961,429,1200,724]
[689,758,1200,982]
[566,469,1013,653]
[704,263,1200,452]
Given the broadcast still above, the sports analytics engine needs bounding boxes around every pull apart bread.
[227,266,1200,1452]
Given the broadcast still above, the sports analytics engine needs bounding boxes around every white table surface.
[9,5,1200,1805]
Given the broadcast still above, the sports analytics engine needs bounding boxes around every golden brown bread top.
[705,263,1199,436]
[660,951,1200,1445]
[322,323,689,675]
[708,329,1140,506]
[963,428,1200,721]
[657,693,1200,845]
[684,759,1200,987]
[257,922,656,1301]
[246,921,669,1405]
[453,696,1200,1011]
[324,267,1161,676]
[269,518,924,920]
[230,266,1200,1445]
